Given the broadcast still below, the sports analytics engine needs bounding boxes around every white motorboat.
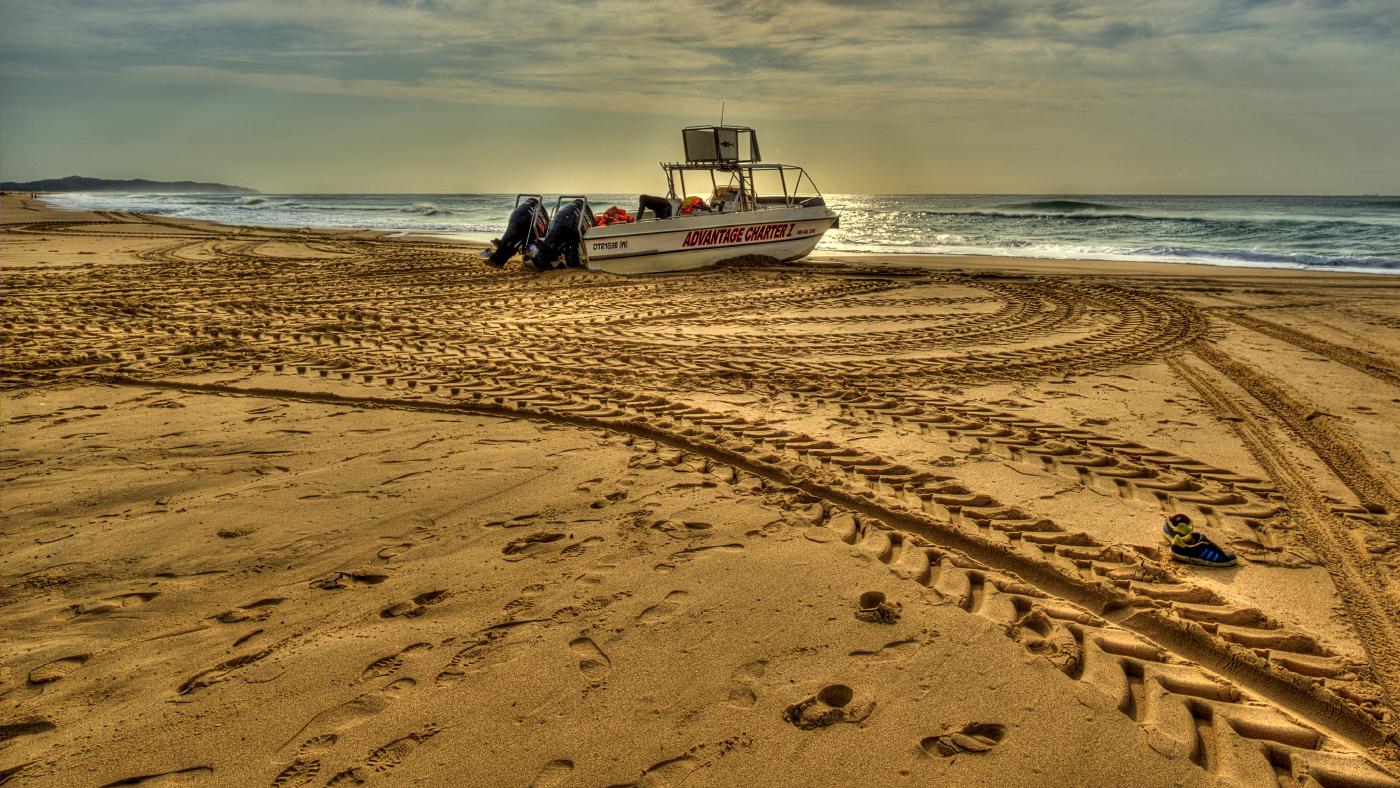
[559,125,839,275]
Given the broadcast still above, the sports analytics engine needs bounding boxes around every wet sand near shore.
[3,193,1400,786]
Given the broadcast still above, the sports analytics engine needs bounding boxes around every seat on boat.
[710,185,739,213]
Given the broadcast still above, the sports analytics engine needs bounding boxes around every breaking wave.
[398,202,453,216]
[997,199,1119,212]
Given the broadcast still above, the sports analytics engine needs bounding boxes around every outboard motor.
[526,198,595,271]
[484,197,549,268]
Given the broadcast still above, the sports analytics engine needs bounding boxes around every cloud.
[1,0,1396,192]
[2,0,1395,122]
[1088,20,1157,46]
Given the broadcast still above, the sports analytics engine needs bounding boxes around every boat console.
[657,125,826,218]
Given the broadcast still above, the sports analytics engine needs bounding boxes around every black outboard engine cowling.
[486,197,550,268]
[527,199,595,270]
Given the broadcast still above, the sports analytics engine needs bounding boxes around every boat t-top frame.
[660,125,827,212]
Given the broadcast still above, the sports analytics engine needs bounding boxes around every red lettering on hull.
[681,222,797,248]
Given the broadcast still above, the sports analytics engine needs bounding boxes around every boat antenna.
[720,101,725,127]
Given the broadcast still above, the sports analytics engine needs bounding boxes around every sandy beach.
[3,192,1400,786]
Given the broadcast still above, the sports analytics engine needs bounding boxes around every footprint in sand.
[849,640,920,663]
[637,591,688,625]
[486,513,545,529]
[324,725,439,786]
[650,520,714,540]
[784,684,875,730]
[589,486,631,509]
[0,718,56,740]
[436,629,536,686]
[214,598,285,624]
[560,536,605,558]
[636,755,700,787]
[854,591,901,624]
[667,543,745,565]
[502,532,568,561]
[377,543,413,561]
[503,581,553,615]
[280,678,416,753]
[529,759,574,788]
[1007,610,1081,676]
[920,723,1008,757]
[379,590,449,619]
[311,570,390,590]
[177,642,285,696]
[272,735,338,788]
[360,643,432,681]
[28,654,89,685]
[569,637,611,683]
[726,661,767,707]
[66,591,159,618]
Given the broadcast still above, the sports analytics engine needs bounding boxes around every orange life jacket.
[594,206,636,226]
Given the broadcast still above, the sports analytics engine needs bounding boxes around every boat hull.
[582,206,836,275]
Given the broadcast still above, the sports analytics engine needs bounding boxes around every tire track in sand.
[1172,351,1400,721]
[6,218,1398,781]
[84,370,1397,753]
[808,502,1400,785]
[1189,343,1400,533]
[25,327,1383,733]
[1219,311,1400,389]
[6,287,1391,735]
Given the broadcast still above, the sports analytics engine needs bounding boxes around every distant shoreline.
[1,175,256,194]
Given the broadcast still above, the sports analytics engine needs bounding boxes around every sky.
[1,0,1398,194]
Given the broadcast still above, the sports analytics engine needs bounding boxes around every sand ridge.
[3,193,1400,786]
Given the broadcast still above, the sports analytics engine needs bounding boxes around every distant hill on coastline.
[1,176,257,194]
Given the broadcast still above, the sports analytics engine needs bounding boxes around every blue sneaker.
[1169,535,1237,567]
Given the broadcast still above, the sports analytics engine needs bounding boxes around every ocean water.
[43,192,1400,274]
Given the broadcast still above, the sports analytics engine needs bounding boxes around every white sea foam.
[816,238,1400,275]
